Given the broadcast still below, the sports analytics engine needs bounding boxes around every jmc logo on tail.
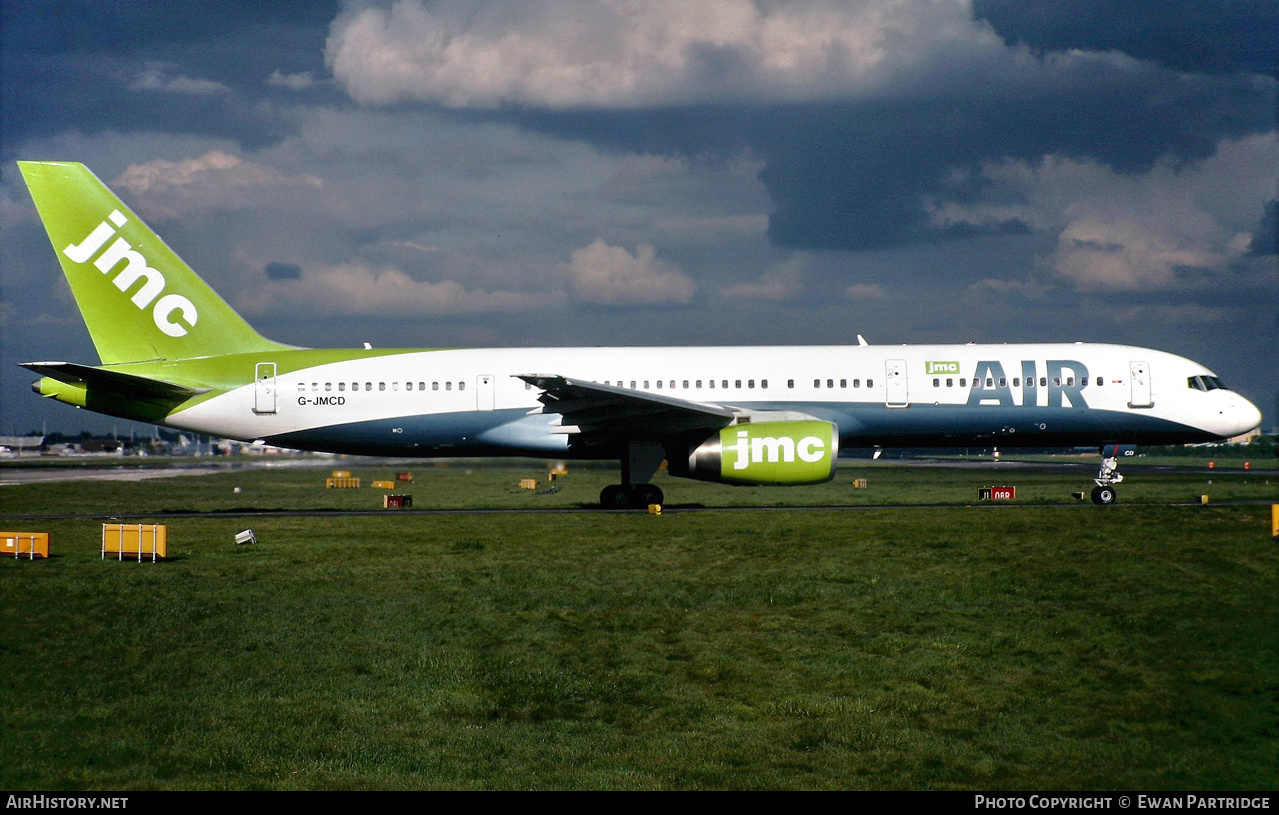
[64,210,199,337]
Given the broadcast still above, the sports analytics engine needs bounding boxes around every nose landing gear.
[1090,448,1125,505]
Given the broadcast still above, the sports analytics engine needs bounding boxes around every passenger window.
[933,378,940,387]
[459,381,465,391]
[946,378,953,387]
[325,382,332,392]
[761,380,768,389]
[735,380,742,389]
[379,382,386,391]
[338,382,346,392]
[840,379,847,388]
[446,382,452,391]
[866,379,873,388]
[788,379,795,388]
[748,380,755,389]
[365,382,372,391]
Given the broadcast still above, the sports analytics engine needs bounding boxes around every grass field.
[1,460,1277,790]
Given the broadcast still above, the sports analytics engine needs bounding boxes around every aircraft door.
[885,359,909,408]
[477,375,495,411]
[1128,361,1152,408]
[254,362,277,414]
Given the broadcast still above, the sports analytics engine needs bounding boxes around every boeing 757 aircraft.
[16,161,1263,506]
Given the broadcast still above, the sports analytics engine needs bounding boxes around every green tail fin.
[18,161,292,364]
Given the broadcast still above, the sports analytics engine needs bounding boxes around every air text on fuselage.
[963,360,1091,409]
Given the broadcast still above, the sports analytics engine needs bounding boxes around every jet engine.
[669,420,839,485]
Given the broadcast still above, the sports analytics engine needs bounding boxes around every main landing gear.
[1090,450,1124,505]
[599,439,666,509]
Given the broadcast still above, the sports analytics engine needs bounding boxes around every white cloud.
[113,151,324,220]
[326,0,1001,109]
[268,70,321,91]
[242,261,564,316]
[720,252,807,300]
[925,134,1279,292]
[130,62,230,95]
[843,282,885,300]
[562,239,697,305]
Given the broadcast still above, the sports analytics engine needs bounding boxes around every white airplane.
[17,161,1263,506]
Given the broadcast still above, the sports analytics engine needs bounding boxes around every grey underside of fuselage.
[263,402,1215,458]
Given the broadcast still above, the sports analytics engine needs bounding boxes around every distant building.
[1227,428,1263,445]
[0,435,44,454]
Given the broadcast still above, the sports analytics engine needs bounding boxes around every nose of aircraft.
[1230,394,1264,438]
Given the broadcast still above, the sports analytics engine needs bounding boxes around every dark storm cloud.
[1,0,340,149]
[514,51,1273,252]
[265,261,303,280]
[974,0,1279,76]
[1249,200,1278,256]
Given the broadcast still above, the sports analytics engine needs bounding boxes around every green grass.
[1,456,1275,515]
[1,463,1277,789]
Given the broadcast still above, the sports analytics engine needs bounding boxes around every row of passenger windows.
[591,379,879,390]
[297,377,880,394]
[934,376,1104,388]
[299,381,466,393]
[599,379,770,390]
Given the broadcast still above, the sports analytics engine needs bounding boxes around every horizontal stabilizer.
[21,361,210,400]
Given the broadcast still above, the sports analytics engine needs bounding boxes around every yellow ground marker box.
[102,523,167,561]
[326,477,360,488]
[371,480,396,489]
[2,531,49,559]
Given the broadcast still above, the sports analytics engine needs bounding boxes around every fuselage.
[149,342,1261,457]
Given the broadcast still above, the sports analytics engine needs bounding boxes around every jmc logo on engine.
[719,420,837,484]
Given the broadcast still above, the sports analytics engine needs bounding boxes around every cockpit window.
[1188,375,1227,392]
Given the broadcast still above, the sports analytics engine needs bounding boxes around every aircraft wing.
[21,361,211,400]
[516,374,736,439]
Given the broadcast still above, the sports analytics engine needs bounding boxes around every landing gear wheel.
[600,484,630,508]
[599,483,664,509]
[636,483,664,507]
[1091,486,1117,505]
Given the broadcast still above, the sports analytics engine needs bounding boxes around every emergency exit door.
[885,359,909,408]
[254,362,277,414]
[476,375,495,411]
[1128,361,1152,408]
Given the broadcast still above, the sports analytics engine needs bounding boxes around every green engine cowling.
[671,420,839,485]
